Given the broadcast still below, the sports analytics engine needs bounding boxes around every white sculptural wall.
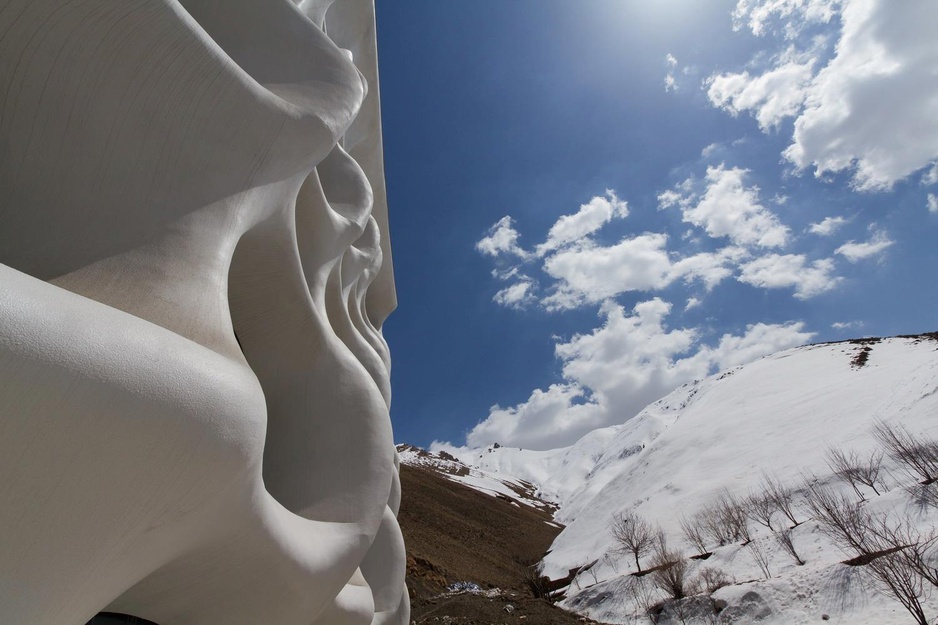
[0,1,407,623]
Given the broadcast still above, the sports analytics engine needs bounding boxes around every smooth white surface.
[0,1,406,624]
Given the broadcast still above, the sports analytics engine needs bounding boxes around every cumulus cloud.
[738,253,841,298]
[707,49,816,130]
[697,321,815,369]
[540,234,672,311]
[539,236,747,311]
[835,229,894,262]
[536,190,628,255]
[928,193,938,214]
[715,0,938,191]
[493,280,537,310]
[475,216,530,258]
[732,0,841,36]
[668,246,749,290]
[659,164,790,248]
[685,297,702,311]
[808,215,848,235]
[464,383,602,451]
[461,299,813,449]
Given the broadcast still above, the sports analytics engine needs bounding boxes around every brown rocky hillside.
[398,463,602,625]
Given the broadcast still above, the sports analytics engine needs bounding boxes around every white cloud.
[928,193,938,214]
[493,280,536,310]
[660,164,790,248]
[924,164,938,186]
[738,253,841,298]
[465,383,603,451]
[665,73,677,92]
[697,321,814,369]
[536,190,628,255]
[807,215,848,235]
[475,216,530,258]
[461,299,813,449]
[835,229,894,262]
[808,217,847,237]
[665,53,679,92]
[668,246,749,290]
[832,320,863,330]
[719,0,938,191]
[685,297,702,311]
[540,234,673,311]
[787,1,938,189]
[733,0,841,36]
[701,143,720,158]
[707,50,815,130]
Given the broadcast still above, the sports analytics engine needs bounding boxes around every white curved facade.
[0,1,407,623]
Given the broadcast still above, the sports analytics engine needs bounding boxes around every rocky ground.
[398,464,600,625]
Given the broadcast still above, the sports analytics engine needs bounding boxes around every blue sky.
[375,0,938,451]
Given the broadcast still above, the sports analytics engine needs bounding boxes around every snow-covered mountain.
[417,333,938,624]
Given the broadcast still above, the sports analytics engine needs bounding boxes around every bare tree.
[762,472,801,527]
[775,528,805,566]
[801,479,873,554]
[746,490,776,531]
[747,538,772,579]
[625,576,661,624]
[867,552,931,625]
[856,450,885,495]
[611,511,658,573]
[905,483,938,511]
[649,539,688,600]
[695,567,733,594]
[868,515,938,590]
[827,446,884,499]
[699,504,732,547]
[827,447,867,499]
[716,489,752,544]
[680,514,709,555]
[695,491,751,547]
[872,420,938,485]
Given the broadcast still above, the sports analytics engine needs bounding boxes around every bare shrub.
[699,504,732,547]
[517,557,553,600]
[746,490,776,531]
[680,514,709,555]
[801,479,873,554]
[867,552,931,625]
[611,511,658,573]
[747,538,772,579]
[801,475,935,625]
[905,483,938,511]
[696,567,733,594]
[826,446,884,499]
[775,528,805,566]
[872,421,938,485]
[762,472,802,527]
[625,576,661,624]
[649,540,688,601]
[869,516,938,590]
[855,451,885,494]
[696,491,751,547]
[719,490,752,544]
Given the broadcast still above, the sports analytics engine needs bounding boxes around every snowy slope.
[396,444,558,514]
[432,334,938,624]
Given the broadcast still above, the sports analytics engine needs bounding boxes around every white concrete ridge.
[0,1,406,624]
